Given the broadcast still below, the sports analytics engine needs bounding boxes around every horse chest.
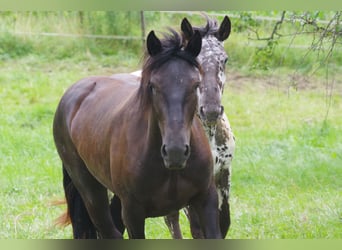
[213,142,233,172]
[204,117,235,175]
[203,117,235,209]
[134,172,198,217]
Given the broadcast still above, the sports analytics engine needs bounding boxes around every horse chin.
[163,160,187,170]
[201,116,219,127]
[198,112,220,126]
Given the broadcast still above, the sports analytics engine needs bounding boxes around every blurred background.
[0,11,341,72]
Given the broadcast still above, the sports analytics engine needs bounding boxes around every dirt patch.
[225,70,342,95]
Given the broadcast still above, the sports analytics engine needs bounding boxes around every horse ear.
[147,30,162,56]
[185,30,202,58]
[215,16,231,41]
[181,18,194,41]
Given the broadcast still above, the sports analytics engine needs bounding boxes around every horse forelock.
[142,29,200,76]
[139,29,202,105]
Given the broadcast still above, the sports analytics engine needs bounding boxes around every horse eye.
[193,83,200,91]
[149,83,156,95]
[224,57,228,64]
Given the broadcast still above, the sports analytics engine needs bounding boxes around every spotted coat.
[202,113,235,209]
[195,30,235,211]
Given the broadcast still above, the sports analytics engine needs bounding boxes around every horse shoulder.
[66,77,140,190]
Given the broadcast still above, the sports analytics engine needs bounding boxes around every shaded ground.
[226,71,342,95]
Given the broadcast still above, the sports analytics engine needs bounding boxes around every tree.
[248,11,341,121]
[248,11,341,71]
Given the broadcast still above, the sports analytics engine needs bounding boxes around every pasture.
[0,11,341,238]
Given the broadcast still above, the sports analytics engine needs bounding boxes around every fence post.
[140,11,146,48]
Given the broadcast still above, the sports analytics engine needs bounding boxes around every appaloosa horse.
[53,29,222,239]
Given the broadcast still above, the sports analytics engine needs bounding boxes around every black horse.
[53,29,221,238]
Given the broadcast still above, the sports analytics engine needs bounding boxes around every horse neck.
[135,84,163,147]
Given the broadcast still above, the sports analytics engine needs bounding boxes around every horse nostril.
[184,144,190,157]
[161,144,167,157]
[200,106,205,117]
[220,105,224,116]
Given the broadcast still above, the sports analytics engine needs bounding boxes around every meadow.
[0,11,341,239]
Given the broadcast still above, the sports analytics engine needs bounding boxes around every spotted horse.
[110,15,235,239]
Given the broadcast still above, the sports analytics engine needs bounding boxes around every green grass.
[0,53,341,239]
[223,73,342,238]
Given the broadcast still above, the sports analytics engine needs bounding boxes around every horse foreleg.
[164,211,183,239]
[219,195,231,238]
[110,195,126,235]
[191,183,222,239]
[121,200,146,239]
[184,206,204,239]
[216,167,232,238]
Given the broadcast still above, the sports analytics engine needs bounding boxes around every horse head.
[143,30,202,170]
[181,15,231,126]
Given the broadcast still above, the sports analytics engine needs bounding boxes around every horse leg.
[216,167,232,238]
[121,200,145,239]
[110,194,125,235]
[191,183,222,239]
[219,195,231,238]
[54,109,121,238]
[184,206,204,239]
[164,211,183,239]
[62,165,97,238]
[74,172,122,239]
[62,157,122,238]
[186,195,231,239]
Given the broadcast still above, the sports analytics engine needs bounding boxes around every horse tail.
[53,199,71,227]
[55,211,71,227]
[61,165,97,238]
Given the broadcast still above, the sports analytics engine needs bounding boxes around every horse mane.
[193,14,220,37]
[139,28,201,105]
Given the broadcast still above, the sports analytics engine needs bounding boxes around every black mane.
[193,14,220,37]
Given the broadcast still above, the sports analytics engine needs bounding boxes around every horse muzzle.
[161,144,190,170]
[199,105,224,124]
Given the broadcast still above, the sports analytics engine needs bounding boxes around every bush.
[0,33,33,59]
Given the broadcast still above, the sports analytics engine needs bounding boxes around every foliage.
[247,11,342,72]
[0,11,340,74]
[233,11,260,32]
[0,33,33,59]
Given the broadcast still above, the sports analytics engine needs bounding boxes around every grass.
[0,53,341,239]
[223,72,342,238]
